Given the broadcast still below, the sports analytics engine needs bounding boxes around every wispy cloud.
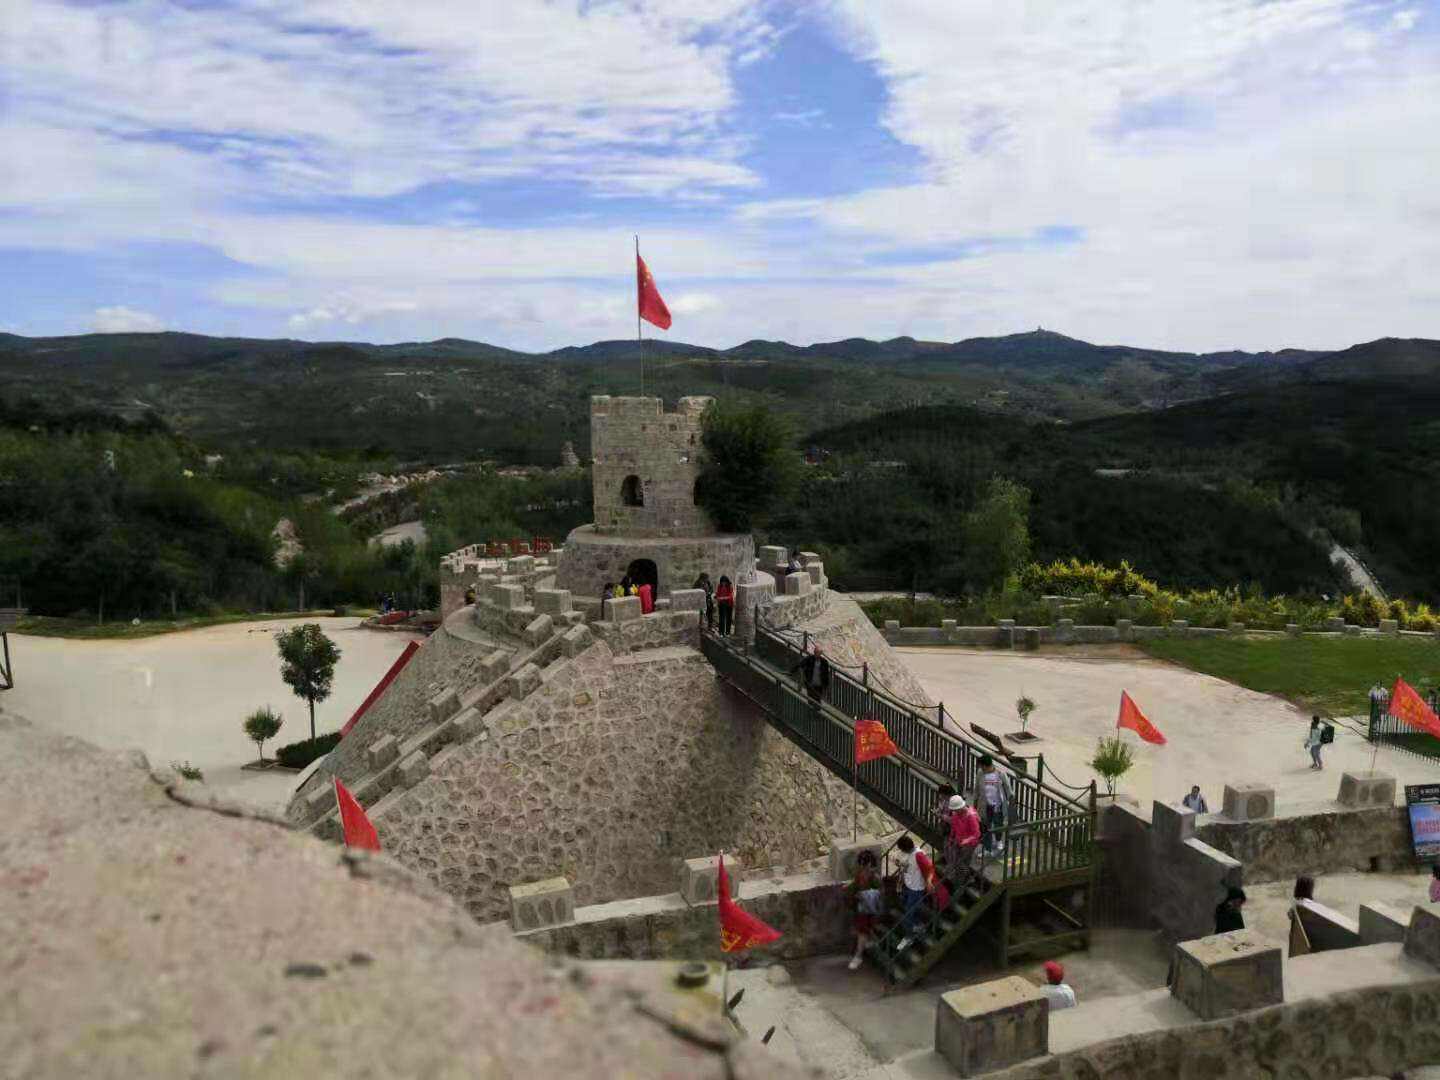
[91,306,164,334]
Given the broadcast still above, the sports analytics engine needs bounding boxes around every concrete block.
[757,545,787,569]
[508,877,574,932]
[1293,898,1362,951]
[935,976,1047,1077]
[1337,770,1397,809]
[1324,616,1345,632]
[1054,618,1074,642]
[1022,627,1041,651]
[1170,619,1189,633]
[560,623,594,658]
[607,595,641,622]
[504,662,542,700]
[366,734,400,772]
[1150,800,1196,847]
[427,686,460,725]
[799,551,821,565]
[884,620,900,632]
[1228,621,1246,635]
[669,588,705,612]
[1285,623,1300,637]
[523,613,554,646]
[669,609,700,631]
[783,571,811,596]
[396,749,429,789]
[306,784,335,813]
[1403,903,1440,968]
[806,561,824,586]
[504,555,535,575]
[533,588,572,615]
[680,854,740,905]
[1380,618,1399,635]
[1170,930,1283,1020]
[1221,783,1275,821]
[1359,901,1410,944]
[492,583,526,610]
[941,618,957,632]
[446,706,483,743]
[828,836,885,883]
[1345,623,1363,637]
[1115,618,1133,641]
[480,649,510,683]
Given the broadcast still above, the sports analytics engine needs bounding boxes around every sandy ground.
[371,519,428,547]
[2,618,423,812]
[897,646,1440,809]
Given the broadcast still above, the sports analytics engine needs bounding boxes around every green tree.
[243,705,284,763]
[694,400,803,533]
[962,475,1032,592]
[1015,695,1037,735]
[1088,735,1135,796]
[275,624,341,749]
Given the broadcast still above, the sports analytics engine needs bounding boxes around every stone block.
[1380,618,1399,635]
[1221,783,1275,822]
[1359,901,1410,944]
[533,588,572,615]
[396,749,429,789]
[1403,903,1440,968]
[504,663,542,700]
[935,976,1047,1077]
[799,551,821,565]
[1170,930,1283,1020]
[1150,800,1196,847]
[1293,898,1362,951]
[480,649,510,683]
[427,686,460,725]
[757,544,787,569]
[560,623,594,658]
[669,609,699,631]
[1285,623,1300,637]
[1170,619,1189,633]
[1228,621,1246,635]
[941,618,958,632]
[447,706,484,743]
[884,619,900,632]
[669,588,705,612]
[1022,627,1041,651]
[523,613,554,646]
[492,583,526,610]
[828,835,886,883]
[1054,618,1074,642]
[508,877,575,932]
[1345,623,1363,637]
[1115,618,1133,641]
[1324,616,1345,632]
[306,784,335,813]
[1337,770,1397,809]
[680,854,740,906]
[806,561,824,586]
[782,571,811,596]
[366,734,400,772]
[504,555,535,575]
[607,595,641,622]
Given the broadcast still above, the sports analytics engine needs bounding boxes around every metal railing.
[1368,697,1440,761]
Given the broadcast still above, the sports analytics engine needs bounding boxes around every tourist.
[1181,785,1209,813]
[601,582,615,618]
[1304,716,1325,770]
[978,755,1012,855]
[715,576,735,636]
[463,585,476,606]
[786,550,803,575]
[894,835,935,940]
[791,644,831,705]
[1215,886,1247,933]
[694,572,715,630]
[1040,961,1076,1011]
[637,581,654,614]
[935,783,956,827]
[620,575,637,597]
[1430,865,1440,904]
[946,794,981,884]
[847,849,883,971]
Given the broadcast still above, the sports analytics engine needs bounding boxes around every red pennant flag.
[1390,677,1440,739]
[718,854,780,953]
[636,250,672,330]
[855,717,900,764]
[334,778,381,851]
[1117,690,1166,745]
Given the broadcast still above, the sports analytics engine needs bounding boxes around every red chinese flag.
[855,717,900,764]
[1117,690,1166,745]
[636,251,672,330]
[717,854,780,953]
[1390,677,1440,739]
[334,778,381,851]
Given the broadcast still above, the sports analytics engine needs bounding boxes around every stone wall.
[591,395,711,538]
[370,640,895,923]
[795,594,937,709]
[1197,803,1420,883]
[554,524,754,603]
[986,976,1440,1080]
[590,609,701,654]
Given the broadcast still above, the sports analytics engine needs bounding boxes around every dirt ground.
[3,617,423,811]
[897,646,1440,809]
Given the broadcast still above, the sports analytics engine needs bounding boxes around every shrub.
[243,705,284,763]
[171,761,204,782]
[1015,695,1037,735]
[275,731,343,769]
[1088,736,1135,796]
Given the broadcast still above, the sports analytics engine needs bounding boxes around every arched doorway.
[620,474,644,507]
[626,558,658,594]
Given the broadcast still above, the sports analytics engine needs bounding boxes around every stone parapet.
[1338,770,1397,809]
[829,835,886,883]
[508,877,575,931]
[553,524,755,606]
[1221,783,1275,822]
[1198,799,1418,884]
[935,977,1047,1077]
[1170,930,1283,1019]
[679,854,739,906]
[1405,903,1440,968]
[591,609,700,655]
[1360,901,1411,944]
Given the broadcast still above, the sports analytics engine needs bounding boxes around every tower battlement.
[590,395,712,538]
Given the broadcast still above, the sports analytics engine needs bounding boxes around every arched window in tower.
[621,474,644,507]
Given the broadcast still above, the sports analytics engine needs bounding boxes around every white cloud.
[287,296,421,331]
[669,292,724,315]
[1393,8,1421,31]
[90,306,165,333]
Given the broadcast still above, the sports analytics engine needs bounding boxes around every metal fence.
[1368,697,1440,761]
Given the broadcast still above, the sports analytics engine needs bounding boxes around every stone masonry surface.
[1197,803,1419,883]
[590,395,712,538]
[373,639,895,923]
[555,524,755,604]
[0,708,815,1080]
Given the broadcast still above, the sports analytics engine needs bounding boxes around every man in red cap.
[1040,961,1076,1011]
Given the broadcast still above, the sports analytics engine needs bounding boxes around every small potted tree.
[1013,695,1037,741]
[1088,735,1135,798]
[244,706,284,768]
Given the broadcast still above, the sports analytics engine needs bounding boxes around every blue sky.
[2,0,1438,351]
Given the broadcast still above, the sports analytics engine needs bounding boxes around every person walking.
[1181,785,1209,813]
[945,794,981,886]
[1304,716,1325,770]
[791,644,831,706]
[715,576,735,636]
[1040,961,1077,1011]
[1430,865,1440,904]
[977,755,1012,855]
[846,850,882,971]
[894,835,935,943]
[1215,886,1247,933]
[693,572,715,630]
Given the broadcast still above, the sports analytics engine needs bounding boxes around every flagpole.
[635,234,644,397]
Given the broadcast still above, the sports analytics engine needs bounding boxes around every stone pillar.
[935,976,1047,1077]
[508,877,575,931]
[1169,618,1189,635]
[1221,783,1275,821]
[1324,616,1345,632]
[1054,618,1074,643]
[1380,618,1399,635]
[1170,930,1283,1019]
[1336,771,1397,808]
[1115,618,1133,642]
[828,836,885,883]
[607,595,642,622]
[533,588,573,615]
[680,854,741,905]
[783,571,811,596]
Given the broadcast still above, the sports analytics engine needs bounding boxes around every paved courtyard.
[898,646,1440,811]
[2,618,423,811]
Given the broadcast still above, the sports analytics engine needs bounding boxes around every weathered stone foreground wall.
[984,977,1440,1080]
[1197,802,1419,883]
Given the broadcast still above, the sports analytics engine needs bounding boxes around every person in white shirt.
[1181,785,1208,814]
[977,755,1012,854]
[1041,961,1076,1010]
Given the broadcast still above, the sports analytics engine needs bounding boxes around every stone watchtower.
[554,396,755,605]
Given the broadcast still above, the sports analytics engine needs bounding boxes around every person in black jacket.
[693,572,715,630]
[791,644,831,705]
[1215,886,1247,933]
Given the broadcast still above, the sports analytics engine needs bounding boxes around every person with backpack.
[846,849,882,971]
[1304,716,1325,770]
[791,644,831,706]
[894,835,935,941]
[715,576,735,636]
[977,755,1012,855]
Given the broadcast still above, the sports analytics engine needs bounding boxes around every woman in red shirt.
[715,576,735,636]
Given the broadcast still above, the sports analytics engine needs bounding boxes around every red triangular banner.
[1117,690,1166,745]
[637,251,672,330]
[335,778,381,851]
[717,854,780,953]
[855,717,900,764]
[1390,677,1440,739]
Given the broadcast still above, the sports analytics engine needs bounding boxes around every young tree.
[1088,735,1135,796]
[693,400,803,533]
[243,705,284,763]
[275,624,341,748]
[961,475,1032,592]
[1015,695,1037,736]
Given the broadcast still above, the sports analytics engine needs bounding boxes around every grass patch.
[13,609,367,640]
[1139,635,1440,716]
